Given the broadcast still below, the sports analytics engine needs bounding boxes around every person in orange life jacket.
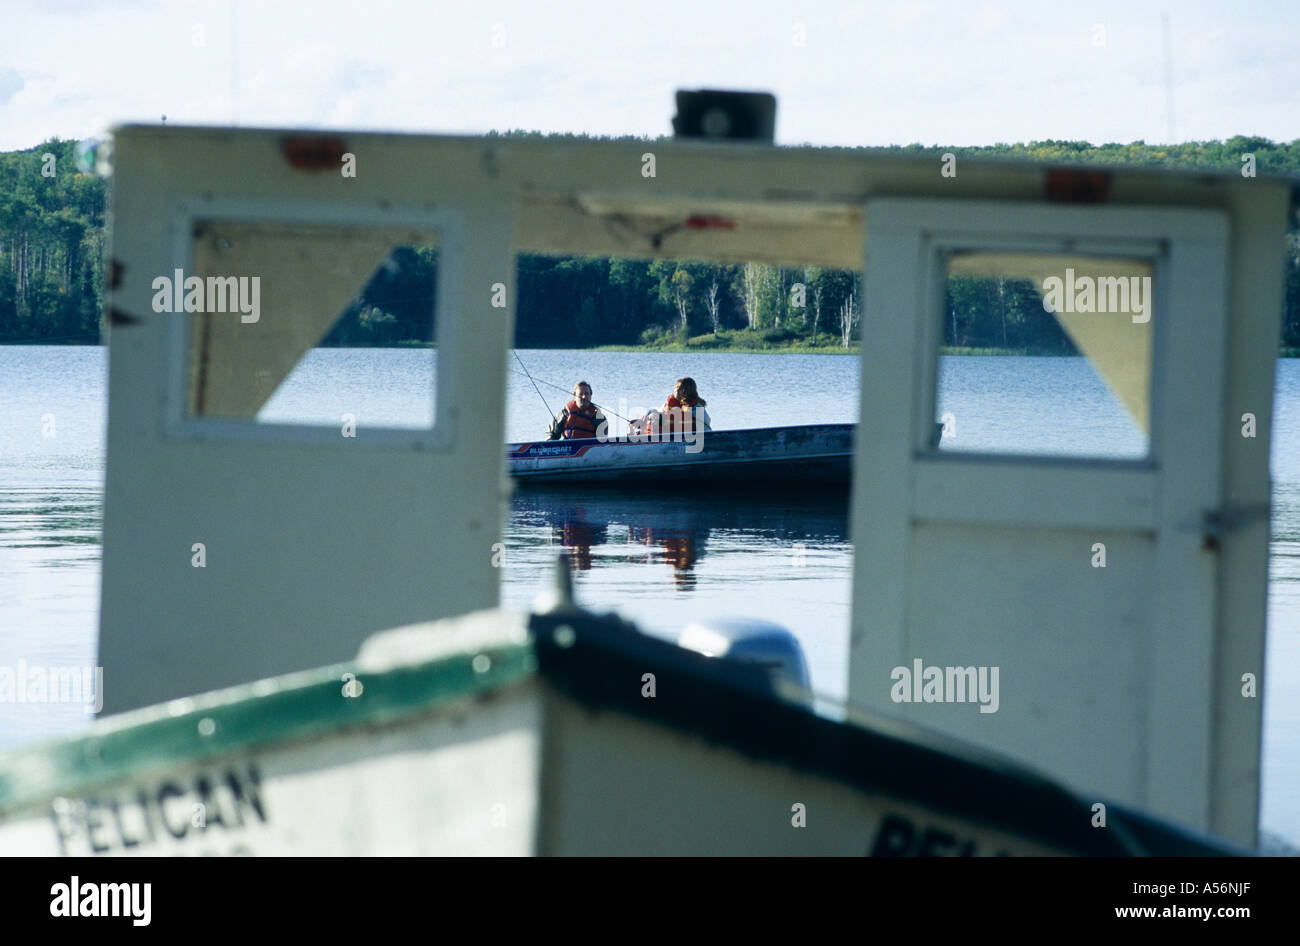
[547,381,607,440]
[660,377,711,435]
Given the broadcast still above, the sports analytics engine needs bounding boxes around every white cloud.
[0,68,24,105]
[0,0,1297,151]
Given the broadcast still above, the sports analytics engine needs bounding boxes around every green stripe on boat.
[0,642,534,812]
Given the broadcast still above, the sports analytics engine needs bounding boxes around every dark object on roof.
[673,89,776,144]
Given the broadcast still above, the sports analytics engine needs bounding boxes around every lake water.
[1,345,1297,849]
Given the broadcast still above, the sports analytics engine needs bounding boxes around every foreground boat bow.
[0,604,1241,856]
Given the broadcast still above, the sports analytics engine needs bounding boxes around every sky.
[1,0,1297,153]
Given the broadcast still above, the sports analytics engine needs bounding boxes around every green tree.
[3,133,1299,349]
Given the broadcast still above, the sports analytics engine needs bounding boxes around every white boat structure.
[1,96,1294,854]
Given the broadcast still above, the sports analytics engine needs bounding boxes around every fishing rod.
[506,365,636,424]
[513,351,556,419]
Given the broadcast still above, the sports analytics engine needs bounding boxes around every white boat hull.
[0,607,1236,856]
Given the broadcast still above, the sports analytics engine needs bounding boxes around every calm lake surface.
[2,345,1297,847]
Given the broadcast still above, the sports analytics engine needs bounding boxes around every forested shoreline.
[3,134,1298,352]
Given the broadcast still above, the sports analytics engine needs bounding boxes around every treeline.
[0,139,104,343]
[513,256,870,349]
[321,252,872,350]
[3,134,1299,350]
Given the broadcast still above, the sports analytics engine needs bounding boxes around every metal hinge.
[1201,502,1271,551]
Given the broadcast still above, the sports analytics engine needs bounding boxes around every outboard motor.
[677,617,812,705]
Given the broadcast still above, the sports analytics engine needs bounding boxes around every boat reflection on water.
[630,527,700,589]
[508,486,849,591]
[558,515,607,572]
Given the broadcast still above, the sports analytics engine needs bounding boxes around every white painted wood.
[0,673,1070,857]
[160,197,459,447]
[99,130,517,712]
[1208,189,1290,841]
[536,689,1065,856]
[0,684,541,856]
[849,197,1252,840]
[912,458,1157,531]
[1143,221,1228,827]
[899,525,1155,805]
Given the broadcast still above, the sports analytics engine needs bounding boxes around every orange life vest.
[562,400,600,439]
[663,396,703,434]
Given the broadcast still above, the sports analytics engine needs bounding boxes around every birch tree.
[671,267,693,333]
[741,262,760,329]
[839,288,859,349]
[705,279,722,334]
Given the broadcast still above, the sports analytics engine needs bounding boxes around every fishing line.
[513,351,556,419]
[506,365,636,424]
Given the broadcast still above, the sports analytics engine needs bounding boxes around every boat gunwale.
[0,643,535,813]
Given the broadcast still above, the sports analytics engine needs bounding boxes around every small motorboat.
[507,422,855,488]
